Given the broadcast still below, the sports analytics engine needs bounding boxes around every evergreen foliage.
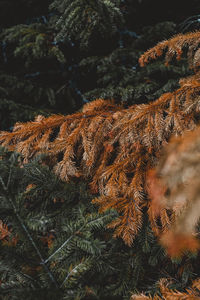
[49,0,124,51]
[0,147,116,299]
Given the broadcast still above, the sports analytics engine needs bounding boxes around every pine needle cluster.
[139,30,200,68]
[49,0,124,51]
[2,23,66,67]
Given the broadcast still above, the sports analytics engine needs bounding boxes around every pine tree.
[2,1,200,299]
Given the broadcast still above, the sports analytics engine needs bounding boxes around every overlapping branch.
[139,30,200,68]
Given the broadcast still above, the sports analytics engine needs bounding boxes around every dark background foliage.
[1,0,200,130]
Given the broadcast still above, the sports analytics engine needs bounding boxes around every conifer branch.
[1,75,200,245]
[139,30,200,68]
[43,230,82,264]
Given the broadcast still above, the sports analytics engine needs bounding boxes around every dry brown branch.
[131,278,200,299]
[1,75,200,245]
[139,30,200,68]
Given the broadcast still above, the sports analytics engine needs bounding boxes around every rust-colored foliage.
[148,126,200,257]
[0,220,18,246]
[0,220,11,240]
[40,233,54,248]
[139,30,200,68]
[131,278,200,299]
[1,32,200,246]
[160,232,200,258]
